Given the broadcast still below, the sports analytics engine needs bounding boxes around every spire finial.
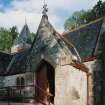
[42,0,48,15]
[44,0,45,5]
[25,16,27,25]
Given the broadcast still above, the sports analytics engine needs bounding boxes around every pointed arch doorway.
[35,60,55,105]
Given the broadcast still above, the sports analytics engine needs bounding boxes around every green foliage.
[0,26,36,53]
[64,10,88,30]
[93,0,105,17]
[0,26,18,52]
[29,32,36,42]
[10,26,18,44]
[64,0,105,30]
[64,17,76,30]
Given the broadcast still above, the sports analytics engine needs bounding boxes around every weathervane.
[42,0,48,15]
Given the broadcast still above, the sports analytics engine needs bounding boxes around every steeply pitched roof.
[0,50,29,76]
[0,14,72,76]
[95,17,105,56]
[63,17,103,59]
[0,25,33,76]
[14,24,31,45]
[28,15,72,71]
[0,52,13,76]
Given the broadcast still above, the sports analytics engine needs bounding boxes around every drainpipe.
[86,72,92,105]
[87,74,89,105]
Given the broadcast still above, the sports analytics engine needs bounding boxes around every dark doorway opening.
[36,60,55,104]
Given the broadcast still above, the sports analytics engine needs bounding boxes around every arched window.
[16,77,20,88]
[16,77,25,88]
[21,77,25,88]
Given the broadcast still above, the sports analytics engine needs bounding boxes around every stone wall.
[84,60,103,105]
[4,74,24,87]
[84,61,95,105]
[4,72,34,87]
[2,73,35,99]
[55,64,87,105]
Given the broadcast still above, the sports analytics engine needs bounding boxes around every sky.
[0,0,105,33]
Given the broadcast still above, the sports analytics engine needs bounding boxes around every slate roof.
[27,14,72,71]
[14,24,31,46]
[0,14,72,76]
[1,15,104,76]
[63,18,103,59]
[0,24,32,76]
[0,50,29,76]
[95,17,105,56]
[0,52,13,76]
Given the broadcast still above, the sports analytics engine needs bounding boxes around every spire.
[28,8,72,68]
[11,24,31,53]
[18,24,31,45]
[25,16,27,25]
[42,0,48,16]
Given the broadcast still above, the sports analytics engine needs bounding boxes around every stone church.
[0,6,105,105]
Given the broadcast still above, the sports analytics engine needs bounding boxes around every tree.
[93,0,105,17]
[64,17,76,30]
[64,0,105,31]
[0,27,18,52]
[29,32,36,43]
[10,26,18,44]
[64,10,88,30]
[0,28,12,52]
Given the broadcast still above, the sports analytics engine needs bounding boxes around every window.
[16,77,20,88]
[21,77,25,88]
[16,76,25,88]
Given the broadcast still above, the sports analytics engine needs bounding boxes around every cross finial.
[42,0,48,15]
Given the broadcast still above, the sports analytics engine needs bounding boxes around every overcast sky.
[0,0,105,33]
